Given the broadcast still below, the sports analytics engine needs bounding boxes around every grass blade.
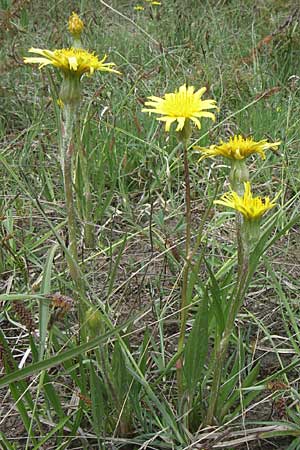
[39,243,59,359]
[183,288,208,394]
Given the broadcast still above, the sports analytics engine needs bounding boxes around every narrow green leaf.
[29,335,64,419]
[220,362,261,419]
[287,409,300,427]
[286,436,300,450]
[204,258,225,334]
[218,350,242,411]
[90,362,105,437]
[264,257,300,351]
[112,340,130,400]
[8,381,37,445]
[246,212,300,294]
[39,244,59,359]
[0,432,17,449]
[132,328,150,397]
[115,331,185,444]
[0,330,35,411]
[68,407,84,446]
[183,289,208,394]
[186,244,206,305]
[107,234,127,297]
[32,415,71,450]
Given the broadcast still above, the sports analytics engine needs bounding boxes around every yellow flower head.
[196,135,281,161]
[24,47,120,78]
[142,84,217,132]
[151,1,161,5]
[214,182,278,221]
[134,5,145,10]
[68,12,84,37]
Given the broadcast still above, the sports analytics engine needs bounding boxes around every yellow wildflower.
[214,182,278,221]
[68,12,84,37]
[151,1,161,5]
[24,47,120,78]
[196,135,281,161]
[134,5,145,10]
[142,84,217,132]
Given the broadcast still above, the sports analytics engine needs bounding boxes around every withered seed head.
[12,301,35,333]
[51,292,75,312]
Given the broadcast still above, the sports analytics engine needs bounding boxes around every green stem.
[62,105,80,282]
[61,104,87,343]
[205,215,250,425]
[183,143,192,257]
[177,141,192,395]
[236,212,244,279]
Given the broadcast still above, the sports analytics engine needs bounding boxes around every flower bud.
[68,12,84,38]
[68,12,84,48]
[85,307,102,335]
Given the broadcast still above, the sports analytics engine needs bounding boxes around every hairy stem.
[177,141,192,395]
[62,105,81,282]
[61,104,87,343]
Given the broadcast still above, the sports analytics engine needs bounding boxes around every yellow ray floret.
[196,135,281,161]
[214,182,278,220]
[142,84,217,132]
[68,12,84,36]
[24,47,120,77]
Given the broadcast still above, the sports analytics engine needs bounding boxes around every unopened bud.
[68,12,84,38]
[85,307,102,335]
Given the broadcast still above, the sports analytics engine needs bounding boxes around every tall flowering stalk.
[205,182,279,424]
[67,12,94,248]
[24,17,120,287]
[197,135,281,424]
[143,84,217,394]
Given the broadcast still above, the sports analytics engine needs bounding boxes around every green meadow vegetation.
[0,0,300,448]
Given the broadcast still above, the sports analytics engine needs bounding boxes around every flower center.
[165,92,198,117]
